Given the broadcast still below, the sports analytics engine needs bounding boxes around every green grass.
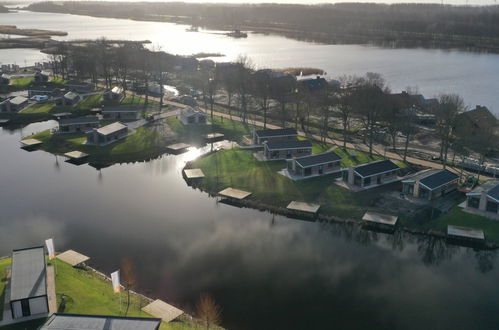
[21,103,57,114]
[192,148,376,220]
[332,148,383,167]
[31,125,164,164]
[429,207,499,243]
[10,77,34,88]
[0,258,10,321]
[76,94,103,110]
[51,77,68,85]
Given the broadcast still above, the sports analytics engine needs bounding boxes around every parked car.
[30,95,49,103]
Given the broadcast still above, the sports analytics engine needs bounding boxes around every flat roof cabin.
[9,246,49,319]
[101,106,140,120]
[86,122,128,146]
[57,116,100,134]
[0,96,28,112]
[40,313,161,330]
[466,180,499,218]
[343,159,400,189]
[402,169,459,201]
[179,107,207,125]
[264,140,312,160]
[103,86,124,101]
[287,151,342,177]
[253,128,298,145]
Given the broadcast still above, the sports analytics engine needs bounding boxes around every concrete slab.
[142,299,183,323]
[219,187,252,200]
[448,225,485,240]
[287,201,321,214]
[64,151,89,160]
[166,143,190,152]
[57,250,90,267]
[183,168,205,179]
[206,133,224,141]
[20,138,42,147]
[362,211,398,226]
[46,265,57,314]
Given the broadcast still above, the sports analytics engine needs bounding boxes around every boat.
[226,30,248,38]
[186,26,199,32]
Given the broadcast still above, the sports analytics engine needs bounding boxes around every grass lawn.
[21,103,57,114]
[192,148,378,220]
[77,94,103,110]
[10,77,34,88]
[333,148,383,167]
[31,125,164,164]
[0,258,10,321]
[50,77,68,85]
[429,207,499,243]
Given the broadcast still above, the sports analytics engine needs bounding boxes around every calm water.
[1,121,499,329]
[1,10,499,114]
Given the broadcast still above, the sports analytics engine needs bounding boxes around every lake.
[1,121,499,330]
[0,9,498,114]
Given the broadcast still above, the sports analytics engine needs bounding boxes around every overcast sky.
[10,0,499,4]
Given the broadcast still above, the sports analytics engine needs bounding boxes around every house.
[342,159,400,189]
[179,107,207,125]
[455,105,498,137]
[57,116,100,134]
[402,169,459,200]
[263,140,312,160]
[253,128,298,145]
[0,75,9,85]
[466,180,499,218]
[9,246,49,319]
[57,91,81,107]
[86,122,128,146]
[28,87,60,98]
[65,80,95,93]
[40,314,161,330]
[34,71,49,83]
[299,76,328,93]
[287,151,342,177]
[103,86,123,101]
[102,106,140,120]
[0,96,28,112]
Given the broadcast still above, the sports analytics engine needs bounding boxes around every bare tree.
[435,94,466,168]
[252,70,272,129]
[336,75,358,149]
[196,294,222,329]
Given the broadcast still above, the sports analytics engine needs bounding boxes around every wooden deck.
[142,299,184,323]
[362,212,398,226]
[183,168,205,179]
[206,133,224,141]
[219,187,252,200]
[57,250,90,267]
[64,151,89,160]
[166,143,190,153]
[287,201,321,214]
[20,138,42,147]
[447,225,485,240]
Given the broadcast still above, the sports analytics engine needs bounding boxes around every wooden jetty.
[219,187,252,200]
[64,151,89,160]
[206,132,224,142]
[362,212,398,226]
[166,143,190,154]
[57,249,90,267]
[447,225,484,241]
[142,299,184,323]
[287,201,320,214]
[20,138,42,148]
[183,168,205,180]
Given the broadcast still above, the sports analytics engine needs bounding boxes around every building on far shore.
[57,91,81,107]
[179,107,207,125]
[86,122,128,146]
[102,106,140,120]
[287,151,342,178]
[40,314,162,330]
[56,116,100,134]
[342,159,400,189]
[263,140,312,160]
[9,246,49,320]
[465,180,499,218]
[252,128,298,145]
[0,96,28,112]
[103,86,124,101]
[401,169,459,200]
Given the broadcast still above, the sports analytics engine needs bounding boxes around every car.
[30,95,49,102]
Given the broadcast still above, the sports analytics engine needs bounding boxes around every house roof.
[64,91,79,100]
[110,86,123,94]
[10,246,47,301]
[460,106,498,130]
[40,314,161,330]
[300,77,328,92]
[181,107,205,117]
[96,122,127,136]
[59,116,99,126]
[10,96,28,105]
[102,106,140,113]
[265,140,312,151]
[418,169,459,190]
[469,180,499,202]
[294,151,341,168]
[255,128,297,138]
[354,160,400,178]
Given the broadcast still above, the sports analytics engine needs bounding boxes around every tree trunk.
[403,133,410,162]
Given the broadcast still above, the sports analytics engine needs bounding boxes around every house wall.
[103,92,122,101]
[290,161,341,177]
[265,147,311,160]
[59,122,99,133]
[181,114,207,125]
[102,112,138,120]
[92,128,128,145]
[11,296,48,319]
[254,133,296,145]
[348,170,398,188]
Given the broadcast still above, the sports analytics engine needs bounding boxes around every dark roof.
[102,106,140,113]
[265,140,312,150]
[10,246,47,301]
[295,152,341,168]
[461,106,498,129]
[487,182,499,201]
[300,77,328,92]
[41,314,161,330]
[354,160,400,178]
[255,128,297,138]
[59,116,99,126]
[419,169,459,190]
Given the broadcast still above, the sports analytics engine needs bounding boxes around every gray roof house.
[253,128,298,145]
[287,151,342,178]
[86,122,128,146]
[343,159,400,190]
[40,314,162,330]
[103,86,124,101]
[57,116,100,134]
[0,96,28,112]
[9,246,49,319]
[402,169,459,200]
[466,180,499,219]
[263,140,312,160]
[179,107,207,125]
[57,91,81,107]
[102,106,140,120]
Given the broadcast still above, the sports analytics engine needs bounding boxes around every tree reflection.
[474,249,497,274]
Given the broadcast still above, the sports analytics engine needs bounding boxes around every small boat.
[186,26,199,32]
[226,30,248,38]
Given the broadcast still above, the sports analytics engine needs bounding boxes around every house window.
[486,201,498,214]
[467,197,479,209]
